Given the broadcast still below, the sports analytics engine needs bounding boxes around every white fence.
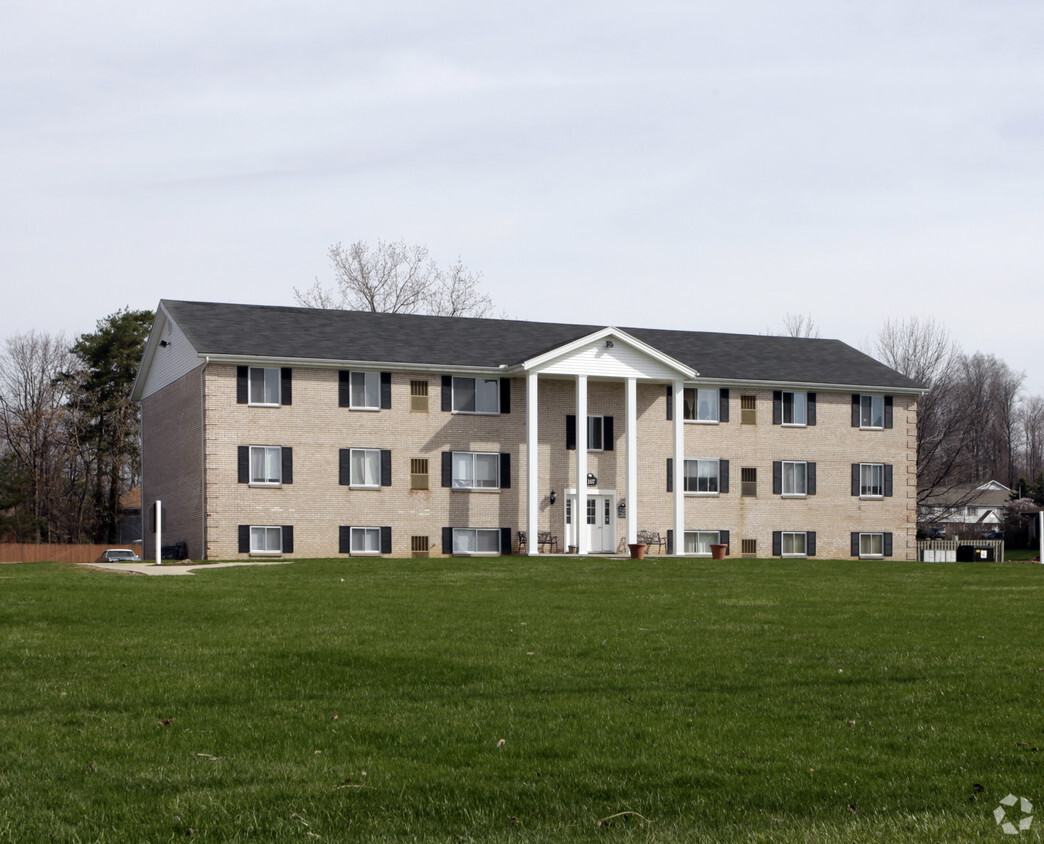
[917,539,1004,563]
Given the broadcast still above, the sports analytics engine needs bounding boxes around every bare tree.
[295,239,493,317]
[781,313,819,338]
[1017,395,1044,480]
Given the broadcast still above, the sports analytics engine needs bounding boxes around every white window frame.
[860,463,885,498]
[349,371,380,410]
[351,526,381,555]
[250,525,282,555]
[859,532,884,558]
[349,448,381,489]
[248,366,280,406]
[683,387,719,423]
[782,461,808,497]
[781,391,807,426]
[451,451,500,490]
[781,531,807,557]
[683,458,720,494]
[249,445,282,486]
[860,394,885,429]
[452,527,501,555]
[452,376,500,415]
[684,530,720,556]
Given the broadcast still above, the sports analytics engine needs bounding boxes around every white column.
[576,375,588,554]
[626,377,638,546]
[673,379,685,554]
[526,371,539,556]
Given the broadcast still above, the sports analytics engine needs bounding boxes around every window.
[859,533,884,557]
[410,380,429,413]
[683,387,719,422]
[782,391,807,426]
[684,531,720,556]
[350,448,381,488]
[251,526,283,554]
[684,459,720,494]
[860,395,885,429]
[350,371,380,409]
[741,395,757,425]
[452,377,499,414]
[741,467,757,497]
[781,531,807,557]
[250,446,282,485]
[860,463,884,497]
[350,527,381,554]
[248,367,280,406]
[410,458,429,490]
[782,461,807,496]
[452,452,500,489]
[452,528,501,554]
[588,415,605,451]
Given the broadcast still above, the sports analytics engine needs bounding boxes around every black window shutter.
[773,391,782,425]
[441,452,452,487]
[238,446,250,483]
[666,529,674,554]
[441,376,453,412]
[381,526,392,554]
[851,464,860,496]
[666,385,673,420]
[237,366,248,404]
[500,378,511,414]
[339,526,351,554]
[381,372,392,409]
[566,415,577,450]
[807,463,816,496]
[500,453,511,489]
[339,449,351,486]
[282,447,293,485]
[280,368,292,405]
[851,532,860,556]
[773,461,782,495]
[239,525,250,554]
[666,458,673,493]
[772,531,782,557]
[500,527,511,555]
[807,393,817,426]
[884,532,893,557]
[884,396,894,428]
[807,531,816,556]
[442,527,453,554]
[851,394,861,427]
[719,389,729,423]
[719,460,729,494]
[380,450,392,487]
[282,526,294,554]
[719,530,730,551]
[604,416,614,451]
[884,464,894,497]
[338,371,350,407]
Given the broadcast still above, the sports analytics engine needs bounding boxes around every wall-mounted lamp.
[587,472,598,487]
[159,340,170,347]
[605,340,614,348]
[549,490,558,505]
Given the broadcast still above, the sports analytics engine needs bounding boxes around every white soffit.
[523,327,697,380]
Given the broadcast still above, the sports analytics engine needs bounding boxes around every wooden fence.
[0,542,144,564]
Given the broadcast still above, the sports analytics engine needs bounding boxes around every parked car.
[981,529,1004,541]
[102,548,141,562]
[919,525,946,540]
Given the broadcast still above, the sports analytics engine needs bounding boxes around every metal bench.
[637,530,667,553]
[517,531,560,553]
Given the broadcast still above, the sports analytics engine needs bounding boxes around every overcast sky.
[3,1,1043,392]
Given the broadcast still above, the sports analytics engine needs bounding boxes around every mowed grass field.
[0,557,1041,843]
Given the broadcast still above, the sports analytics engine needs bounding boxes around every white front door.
[566,494,615,554]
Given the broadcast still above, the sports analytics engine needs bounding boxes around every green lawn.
[0,557,1041,842]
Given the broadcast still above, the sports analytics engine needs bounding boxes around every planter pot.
[628,543,648,560]
[567,545,578,555]
[710,543,728,560]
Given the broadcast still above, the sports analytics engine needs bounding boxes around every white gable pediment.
[133,306,203,401]
[522,328,696,381]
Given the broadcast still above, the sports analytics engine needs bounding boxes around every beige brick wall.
[141,364,205,558]
[150,363,917,561]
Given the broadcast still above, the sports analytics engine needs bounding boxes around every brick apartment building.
[131,300,923,561]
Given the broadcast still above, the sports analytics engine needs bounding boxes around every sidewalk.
[81,560,292,576]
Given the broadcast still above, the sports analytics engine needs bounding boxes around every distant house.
[118,486,142,544]
[131,300,924,561]
[918,480,1012,537]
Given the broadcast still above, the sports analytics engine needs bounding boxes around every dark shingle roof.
[162,299,923,391]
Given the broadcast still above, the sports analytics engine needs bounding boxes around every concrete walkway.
[81,560,292,576]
